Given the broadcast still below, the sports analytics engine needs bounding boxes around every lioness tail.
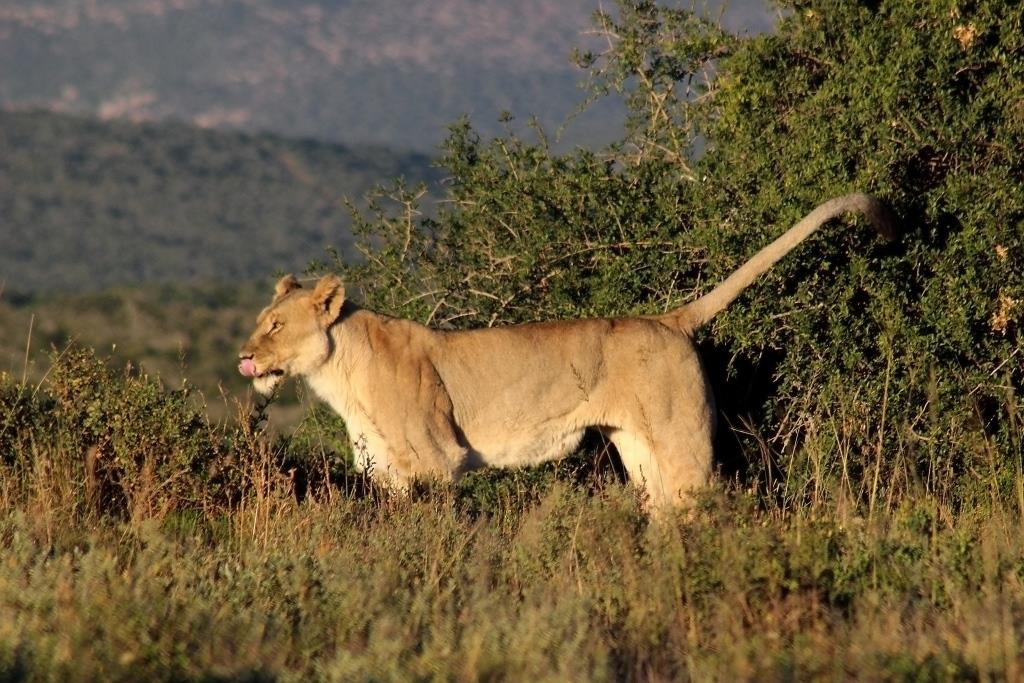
[673,193,896,332]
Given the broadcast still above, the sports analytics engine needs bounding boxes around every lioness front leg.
[365,362,473,485]
[348,421,469,490]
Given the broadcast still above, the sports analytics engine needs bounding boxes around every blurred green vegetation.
[0,282,255,409]
[0,108,438,292]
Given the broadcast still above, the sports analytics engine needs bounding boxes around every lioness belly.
[467,425,586,468]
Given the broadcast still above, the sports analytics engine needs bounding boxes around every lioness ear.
[274,274,302,301]
[312,275,346,325]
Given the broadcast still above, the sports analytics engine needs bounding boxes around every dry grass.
[3,477,1024,681]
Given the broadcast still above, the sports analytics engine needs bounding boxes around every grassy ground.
[3,468,1024,681]
[2,348,1023,681]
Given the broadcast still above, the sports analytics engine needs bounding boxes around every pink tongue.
[239,358,257,377]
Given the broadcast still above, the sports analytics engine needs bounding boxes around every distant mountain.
[0,0,774,151]
[0,109,438,293]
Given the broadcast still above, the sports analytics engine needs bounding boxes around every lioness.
[239,193,894,509]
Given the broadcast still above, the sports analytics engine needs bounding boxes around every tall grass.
[2,349,1023,681]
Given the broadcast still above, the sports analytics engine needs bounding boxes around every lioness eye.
[268,321,282,335]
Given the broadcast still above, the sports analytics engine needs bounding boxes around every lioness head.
[238,274,346,395]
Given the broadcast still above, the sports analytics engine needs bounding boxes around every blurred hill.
[0,0,774,151]
[0,108,438,293]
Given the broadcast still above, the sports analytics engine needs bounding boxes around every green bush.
[340,0,1024,511]
[0,347,229,515]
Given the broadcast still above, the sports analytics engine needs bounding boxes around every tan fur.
[239,193,895,509]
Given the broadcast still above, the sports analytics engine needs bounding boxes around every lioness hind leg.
[603,428,711,510]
